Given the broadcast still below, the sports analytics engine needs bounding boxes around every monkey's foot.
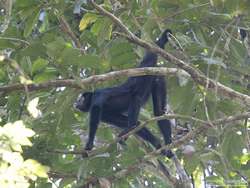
[85,142,94,151]
[161,149,174,159]
[118,140,127,146]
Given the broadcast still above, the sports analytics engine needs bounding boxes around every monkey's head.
[74,92,93,112]
[162,29,172,36]
[156,29,172,48]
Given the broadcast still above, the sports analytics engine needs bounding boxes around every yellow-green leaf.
[79,13,98,31]
[23,159,49,178]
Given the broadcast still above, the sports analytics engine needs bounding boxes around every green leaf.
[36,182,53,188]
[60,46,82,65]
[206,176,225,186]
[91,18,103,35]
[222,131,244,158]
[184,154,200,174]
[97,126,114,142]
[32,58,48,75]
[23,159,49,178]
[111,52,137,67]
[221,129,245,168]
[109,41,134,57]
[143,18,158,36]
[89,17,113,46]
[79,54,102,68]
[79,13,99,31]
[80,30,98,48]
[120,138,144,166]
[24,8,40,37]
[97,18,113,46]
[33,67,58,83]
[16,0,37,8]
[21,41,47,59]
[46,37,66,59]
[0,69,7,82]
[109,40,136,67]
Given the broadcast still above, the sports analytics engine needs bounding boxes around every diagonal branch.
[51,112,250,187]
[145,111,250,159]
[89,0,250,106]
[58,15,82,49]
[48,112,250,158]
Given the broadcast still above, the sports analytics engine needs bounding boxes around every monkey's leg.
[85,93,105,150]
[152,76,174,158]
[102,112,162,149]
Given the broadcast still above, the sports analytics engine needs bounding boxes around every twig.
[165,2,210,20]
[48,171,76,179]
[58,15,82,50]
[18,95,27,119]
[157,159,178,186]
[0,36,30,45]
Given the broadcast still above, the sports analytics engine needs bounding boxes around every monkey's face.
[74,92,92,112]
[163,29,173,43]
[164,29,172,37]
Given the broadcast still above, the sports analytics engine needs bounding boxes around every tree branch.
[48,112,250,158]
[47,113,206,157]
[0,67,187,93]
[48,112,249,187]
[58,15,82,49]
[146,111,250,158]
[89,0,250,106]
[48,171,76,179]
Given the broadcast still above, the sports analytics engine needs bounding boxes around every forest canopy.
[0,0,249,187]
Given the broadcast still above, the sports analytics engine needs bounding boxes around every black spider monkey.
[74,29,174,158]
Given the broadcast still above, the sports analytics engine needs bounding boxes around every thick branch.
[89,0,250,106]
[0,67,186,93]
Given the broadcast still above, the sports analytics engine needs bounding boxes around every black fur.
[74,29,173,158]
[240,28,247,40]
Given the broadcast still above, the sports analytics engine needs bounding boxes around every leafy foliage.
[0,121,49,188]
[0,0,249,187]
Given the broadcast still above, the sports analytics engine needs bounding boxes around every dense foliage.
[0,0,249,187]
